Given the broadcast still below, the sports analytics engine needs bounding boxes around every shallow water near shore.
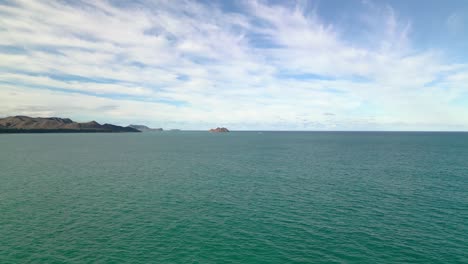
[1,132,467,263]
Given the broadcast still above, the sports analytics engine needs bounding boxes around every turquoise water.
[1,132,467,263]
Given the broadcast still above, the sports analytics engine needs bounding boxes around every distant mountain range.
[0,116,140,133]
[128,124,163,132]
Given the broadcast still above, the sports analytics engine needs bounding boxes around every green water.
[1,132,467,263]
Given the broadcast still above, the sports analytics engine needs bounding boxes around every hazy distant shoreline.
[0,128,138,134]
[0,116,140,133]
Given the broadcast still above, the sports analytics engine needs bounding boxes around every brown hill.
[209,127,229,133]
[0,116,140,133]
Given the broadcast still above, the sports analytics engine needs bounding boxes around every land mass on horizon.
[0,116,140,133]
[128,124,163,132]
[209,127,230,133]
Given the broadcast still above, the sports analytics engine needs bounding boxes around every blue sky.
[1,0,468,130]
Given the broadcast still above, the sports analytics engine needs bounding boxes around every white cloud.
[0,0,468,130]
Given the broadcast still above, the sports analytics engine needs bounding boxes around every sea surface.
[1,132,467,263]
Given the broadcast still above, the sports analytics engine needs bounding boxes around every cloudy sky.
[1,0,468,130]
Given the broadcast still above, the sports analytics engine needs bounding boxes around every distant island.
[209,127,229,133]
[0,116,140,133]
[128,124,163,132]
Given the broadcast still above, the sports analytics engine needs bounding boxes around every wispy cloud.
[0,0,467,130]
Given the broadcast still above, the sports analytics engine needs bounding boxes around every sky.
[1,0,468,130]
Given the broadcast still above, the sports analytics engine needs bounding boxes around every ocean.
[1,132,467,263]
